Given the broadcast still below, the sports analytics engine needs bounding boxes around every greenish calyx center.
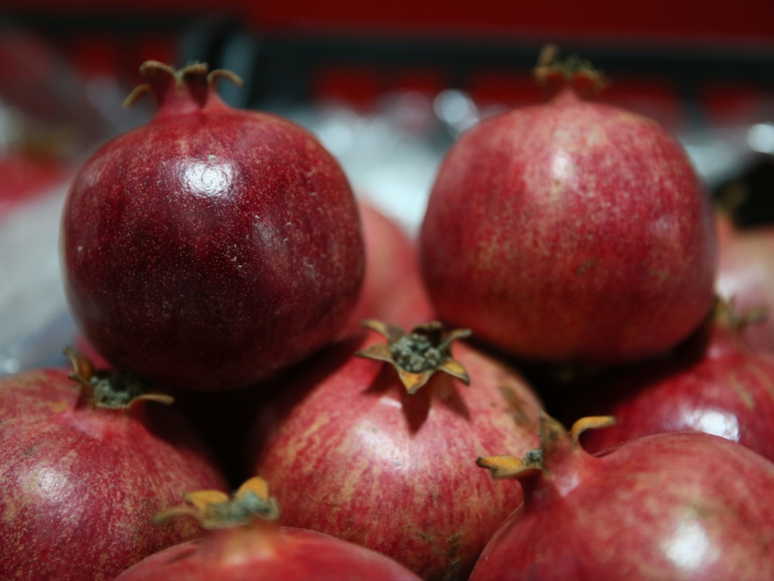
[91,373,149,408]
[390,332,444,373]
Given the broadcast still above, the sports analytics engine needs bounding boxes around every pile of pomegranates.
[3,44,774,579]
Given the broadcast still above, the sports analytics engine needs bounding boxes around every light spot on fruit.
[180,159,234,199]
[683,409,740,441]
[663,519,713,571]
[23,464,71,503]
[549,150,574,201]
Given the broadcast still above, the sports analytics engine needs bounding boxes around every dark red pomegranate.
[0,349,228,581]
[472,413,774,580]
[60,61,364,390]
[247,320,542,581]
[716,218,774,353]
[419,47,717,365]
[114,476,422,581]
[562,302,774,460]
[340,199,435,338]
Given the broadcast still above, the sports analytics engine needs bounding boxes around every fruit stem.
[534,44,607,100]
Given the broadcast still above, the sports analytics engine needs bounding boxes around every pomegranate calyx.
[153,476,280,530]
[356,319,471,395]
[478,413,615,480]
[476,449,544,479]
[568,416,617,443]
[63,346,173,410]
[123,60,243,111]
[534,44,606,100]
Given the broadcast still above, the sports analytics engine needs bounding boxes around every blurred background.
[1,0,773,373]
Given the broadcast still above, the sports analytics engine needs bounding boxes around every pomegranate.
[716,219,774,353]
[472,413,774,580]
[247,320,542,581]
[60,61,365,390]
[0,349,227,581]
[553,301,774,461]
[340,199,435,337]
[419,46,717,365]
[114,476,422,581]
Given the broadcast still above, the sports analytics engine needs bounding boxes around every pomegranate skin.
[247,330,542,581]
[716,224,774,353]
[472,427,774,581]
[569,322,774,461]
[420,89,717,364]
[340,200,435,338]
[61,64,364,390]
[115,524,423,581]
[0,368,228,581]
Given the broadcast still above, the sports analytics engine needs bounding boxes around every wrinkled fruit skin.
[62,101,364,390]
[568,323,774,461]
[716,223,774,353]
[471,433,774,581]
[0,368,227,581]
[247,333,542,581]
[115,524,423,581]
[420,90,717,364]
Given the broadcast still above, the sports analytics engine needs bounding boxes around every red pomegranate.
[557,301,774,461]
[419,46,717,365]
[472,413,774,580]
[716,218,774,353]
[0,349,228,581]
[115,477,422,581]
[247,320,542,581]
[340,199,435,338]
[60,61,364,390]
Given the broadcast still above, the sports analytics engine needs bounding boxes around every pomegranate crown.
[123,60,243,110]
[153,477,280,530]
[63,346,173,410]
[534,44,607,100]
[476,412,616,478]
[355,319,471,395]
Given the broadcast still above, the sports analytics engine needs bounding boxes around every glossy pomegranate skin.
[0,368,228,581]
[420,89,717,365]
[61,65,364,390]
[115,522,423,581]
[716,223,774,353]
[471,431,774,581]
[247,332,542,581]
[572,322,774,460]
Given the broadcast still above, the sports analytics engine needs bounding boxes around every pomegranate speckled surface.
[420,88,717,365]
[247,330,543,581]
[472,417,774,581]
[0,367,227,581]
[61,63,364,390]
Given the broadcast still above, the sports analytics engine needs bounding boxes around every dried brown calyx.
[477,412,616,479]
[63,346,173,410]
[123,60,243,110]
[534,44,607,100]
[355,319,472,395]
[153,477,280,530]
